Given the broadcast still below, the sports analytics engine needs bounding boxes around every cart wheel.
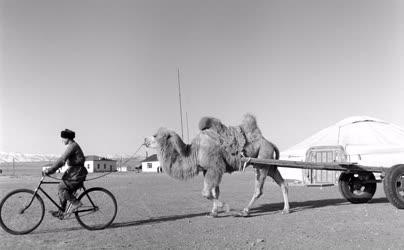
[338,172,376,203]
[383,164,404,209]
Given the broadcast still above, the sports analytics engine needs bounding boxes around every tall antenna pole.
[186,112,190,143]
[177,68,184,139]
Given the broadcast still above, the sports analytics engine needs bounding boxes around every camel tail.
[273,143,280,160]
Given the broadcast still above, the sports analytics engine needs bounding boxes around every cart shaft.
[241,157,386,173]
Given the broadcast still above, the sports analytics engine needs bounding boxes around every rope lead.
[46,143,146,181]
[242,157,251,172]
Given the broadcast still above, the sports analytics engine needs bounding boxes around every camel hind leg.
[240,166,269,216]
[268,167,290,214]
[239,166,290,217]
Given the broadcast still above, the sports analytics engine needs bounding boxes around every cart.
[241,157,404,209]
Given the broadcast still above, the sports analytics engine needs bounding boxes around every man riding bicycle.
[43,129,88,218]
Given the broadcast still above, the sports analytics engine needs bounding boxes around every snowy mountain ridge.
[0,152,58,163]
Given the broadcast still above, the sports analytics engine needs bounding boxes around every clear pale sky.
[1,0,404,156]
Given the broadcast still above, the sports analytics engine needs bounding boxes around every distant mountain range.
[0,151,147,163]
[0,152,58,163]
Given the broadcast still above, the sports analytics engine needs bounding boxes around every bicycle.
[0,173,117,235]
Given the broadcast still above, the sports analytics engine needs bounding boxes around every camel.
[144,114,290,217]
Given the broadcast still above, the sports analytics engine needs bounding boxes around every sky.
[1,0,404,157]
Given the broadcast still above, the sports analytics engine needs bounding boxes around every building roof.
[141,154,158,163]
[85,155,116,162]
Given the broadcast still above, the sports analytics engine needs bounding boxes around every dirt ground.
[1,170,404,250]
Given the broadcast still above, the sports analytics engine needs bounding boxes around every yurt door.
[304,146,347,185]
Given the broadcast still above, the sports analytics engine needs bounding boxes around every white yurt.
[279,116,404,182]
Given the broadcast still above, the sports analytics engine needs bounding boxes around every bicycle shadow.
[32,217,84,234]
[244,197,389,217]
[33,211,212,234]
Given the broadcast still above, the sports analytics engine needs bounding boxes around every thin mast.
[177,68,184,139]
[186,112,190,143]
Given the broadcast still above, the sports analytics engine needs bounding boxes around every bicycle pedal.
[63,212,73,219]
[49,210,64,220]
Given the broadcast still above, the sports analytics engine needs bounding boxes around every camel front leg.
[209,186,230,217]
[202,171,229,217]
[239,167,268,217]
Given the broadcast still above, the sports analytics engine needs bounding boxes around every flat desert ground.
[1,170,404,249]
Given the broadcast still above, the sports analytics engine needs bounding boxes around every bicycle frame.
[1,174,118,234]
[24,175,95,215]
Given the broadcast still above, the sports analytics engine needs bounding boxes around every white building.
[141,154,162,173]
[117,166,127,172]
[84,155,117,173]
[42,155,117,173]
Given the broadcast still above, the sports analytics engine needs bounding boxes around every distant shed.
[117,166,128,172]
[42,155,117,173]
[85,155,117,173]
[141,154,161,173]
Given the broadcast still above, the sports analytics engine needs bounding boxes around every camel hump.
[198,117,212,130]
[199,117,225,131]
[241,113,259,132]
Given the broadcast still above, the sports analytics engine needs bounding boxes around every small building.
[84,155,117,173]
[141,154,162,173]
[117,166,128,172]
[42,155,117,173]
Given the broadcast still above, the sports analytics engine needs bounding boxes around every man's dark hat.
[61,129,75,140]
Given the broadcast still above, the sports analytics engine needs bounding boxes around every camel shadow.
[245,197,389,217]
[108,210,239,230]
[109,211,211,229]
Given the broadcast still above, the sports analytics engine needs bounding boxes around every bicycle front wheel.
[75,187,117,230]
[0,189,45,235]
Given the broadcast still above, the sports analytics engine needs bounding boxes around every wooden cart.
[241,157,404,209]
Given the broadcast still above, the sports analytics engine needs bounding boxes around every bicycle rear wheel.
[75,187,117,230]
[0,189,45,235]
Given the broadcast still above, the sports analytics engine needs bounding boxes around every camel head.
[144,127,172,149]
[145,127,188,156]
[145,127,198,180]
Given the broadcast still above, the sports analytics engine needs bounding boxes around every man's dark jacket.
[48,141,88,181]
